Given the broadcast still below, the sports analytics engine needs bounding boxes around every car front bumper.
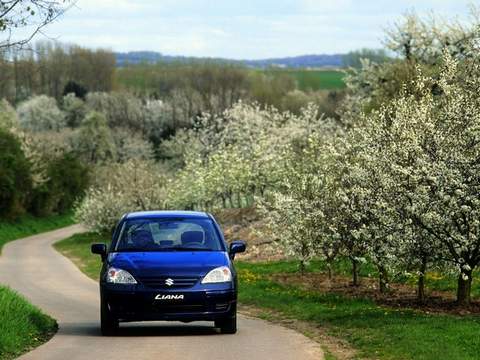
[101,284,236,322]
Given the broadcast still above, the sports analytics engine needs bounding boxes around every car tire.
[215,305,237,334]
[101,299,118,336]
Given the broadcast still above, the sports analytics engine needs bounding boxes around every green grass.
[0,212,74,253]
[238,262,480,360]
[55,232,480,360]
[54,232,108,280]
[244,257,480,299]
[265,69,346,91]
[116,65,346,94]
[0,212,74,359]
[0,285,57,359]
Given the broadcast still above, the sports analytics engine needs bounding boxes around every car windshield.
[114,218,224,252]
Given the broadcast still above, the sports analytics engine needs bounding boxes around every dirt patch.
[239,304,357,360]
[214,207,286,262]
[270,272,480,315]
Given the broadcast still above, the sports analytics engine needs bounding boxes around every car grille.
[153,304,206,313]
[138,276,200,289]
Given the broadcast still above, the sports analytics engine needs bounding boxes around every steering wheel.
[183,242,204,247]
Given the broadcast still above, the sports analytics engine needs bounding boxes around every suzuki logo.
[165,278,174,286]
[155,294,184,300]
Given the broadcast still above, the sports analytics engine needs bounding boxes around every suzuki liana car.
[91,211,246,335]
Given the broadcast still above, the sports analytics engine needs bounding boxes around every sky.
[18,0,477,59]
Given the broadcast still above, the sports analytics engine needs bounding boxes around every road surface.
[0,225,323,360]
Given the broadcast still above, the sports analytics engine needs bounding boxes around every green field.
[0,212,74,253]
[0,287,57,360]
[265,69,346,91]
[55,232,480,360]
[116,64,346,94]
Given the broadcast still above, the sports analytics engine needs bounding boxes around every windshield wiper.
[116,247,213,252]
[117,247,153,252]
[163,246,213,252]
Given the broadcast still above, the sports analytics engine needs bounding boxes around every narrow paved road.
[0,226,323,360]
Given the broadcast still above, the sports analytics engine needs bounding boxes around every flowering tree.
[385,8,480,65]
[112,128,154,163]
[363,54,480,304]
[325,135,371,286]
[75,160,167,233]
[166,152,207,210]
[73,111,115,164]
[0,98,18,129]
[17,95,66,131]
[164,102,329,212]
[261,135,341,275]
[85,92,144,131]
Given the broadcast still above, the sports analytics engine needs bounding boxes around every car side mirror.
[91,243,107,262]
[229,241,246,259]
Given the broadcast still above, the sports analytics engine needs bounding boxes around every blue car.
[91,211,246,335]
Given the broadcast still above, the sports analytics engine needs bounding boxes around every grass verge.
[0,286,57,359]
[0,212,73,359]
[0,212,74,253]
[54,232,480,360]
[53,232,108,280]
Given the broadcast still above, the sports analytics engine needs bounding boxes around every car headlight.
[202,266,232,284]
[106,267,137,284]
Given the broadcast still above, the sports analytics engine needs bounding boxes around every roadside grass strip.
[0,213,74,253]
[0,286,57,360]
[0,213,73,359]
[54,232,108,280]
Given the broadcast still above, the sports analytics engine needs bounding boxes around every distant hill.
[115,51,345,68]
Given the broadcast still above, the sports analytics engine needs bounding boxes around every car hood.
[108,251,230,277]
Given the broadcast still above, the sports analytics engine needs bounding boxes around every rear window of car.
[114,217,224,252]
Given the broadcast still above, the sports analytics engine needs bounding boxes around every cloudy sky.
[25,0,476,59]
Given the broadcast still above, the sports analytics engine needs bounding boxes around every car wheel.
[101,299,118,336]
[215,305,237,334]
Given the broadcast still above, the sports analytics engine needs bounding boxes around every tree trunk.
[351,258,359,286]
[236,192,242,208]
[378,266,389,294]
[457,270,473,306]
[299,260,306,276]
[327,262,333,280]
[417,256,428,303]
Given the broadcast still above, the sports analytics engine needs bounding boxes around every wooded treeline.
[0,42,116,103]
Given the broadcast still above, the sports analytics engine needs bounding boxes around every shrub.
[0,99,18,129]
[62,93,86,128]
[17,96,66,132]
[30,154,89,216]
[112,128,154,162]
[0,130,32,219]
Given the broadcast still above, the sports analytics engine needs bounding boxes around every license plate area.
[152,293,206,313]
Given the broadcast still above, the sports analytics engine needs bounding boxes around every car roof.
[124,210,210,220]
